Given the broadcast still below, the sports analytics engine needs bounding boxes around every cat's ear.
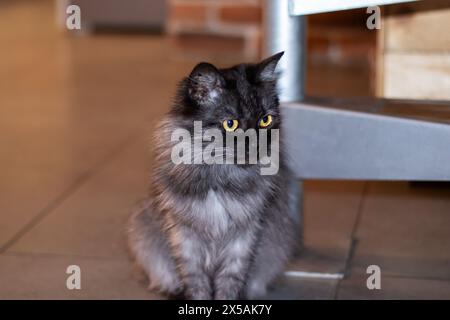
[257,51,284,82]
[187,62,224,105]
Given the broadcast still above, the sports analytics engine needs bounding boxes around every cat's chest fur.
[180,188,266,237]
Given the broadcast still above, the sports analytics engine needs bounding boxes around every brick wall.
[168,0,262,61]
[168,0,375,64]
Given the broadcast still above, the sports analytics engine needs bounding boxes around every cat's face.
[176,52,284,133]
[170,53,283,173]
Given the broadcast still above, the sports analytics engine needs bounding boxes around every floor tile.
[0,252,159,299]
[265,276,338,300]
[0,2,187,250]
[289,181,365,274]
[351,182,450,280]
[7,135,151,259]
[338,271,450,300]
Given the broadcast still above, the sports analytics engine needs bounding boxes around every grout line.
[350,181,370,237]
[343,181,371,277]
[0,133,140,254]
[333,181,370,300]
[333,238,358,300]
[380,273,450,283]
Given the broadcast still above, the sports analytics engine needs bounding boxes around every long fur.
[128,53,299,300]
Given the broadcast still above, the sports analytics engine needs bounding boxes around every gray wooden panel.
[282,102,450,180]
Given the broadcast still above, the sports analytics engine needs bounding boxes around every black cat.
[128,52,299,300]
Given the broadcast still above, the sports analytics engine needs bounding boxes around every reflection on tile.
[288,247,349,275]
[265,276,338,300]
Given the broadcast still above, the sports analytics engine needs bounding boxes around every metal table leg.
[264,0,307,231]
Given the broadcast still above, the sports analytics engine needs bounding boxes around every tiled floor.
[1,0,450,299]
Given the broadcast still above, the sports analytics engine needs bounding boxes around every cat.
[127,52,299,300]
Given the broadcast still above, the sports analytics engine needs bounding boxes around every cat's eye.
[259,115,273,128]
[223,119,239,132]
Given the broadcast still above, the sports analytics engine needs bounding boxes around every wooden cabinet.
[376,1,450,100]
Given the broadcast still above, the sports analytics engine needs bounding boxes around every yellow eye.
[259,115,273,128]
[223,119,239,132]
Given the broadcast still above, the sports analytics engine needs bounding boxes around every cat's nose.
[243,121,256,131]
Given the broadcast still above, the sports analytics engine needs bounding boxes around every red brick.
[170,4,208,24]
[219,5,262,25]
[172,32,246,54]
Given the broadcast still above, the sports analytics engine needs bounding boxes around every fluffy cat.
[128,52,299,300]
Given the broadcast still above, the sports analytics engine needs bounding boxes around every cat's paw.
[186,290,213,300]
[148,279,183,297]
[245,281,268,300]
